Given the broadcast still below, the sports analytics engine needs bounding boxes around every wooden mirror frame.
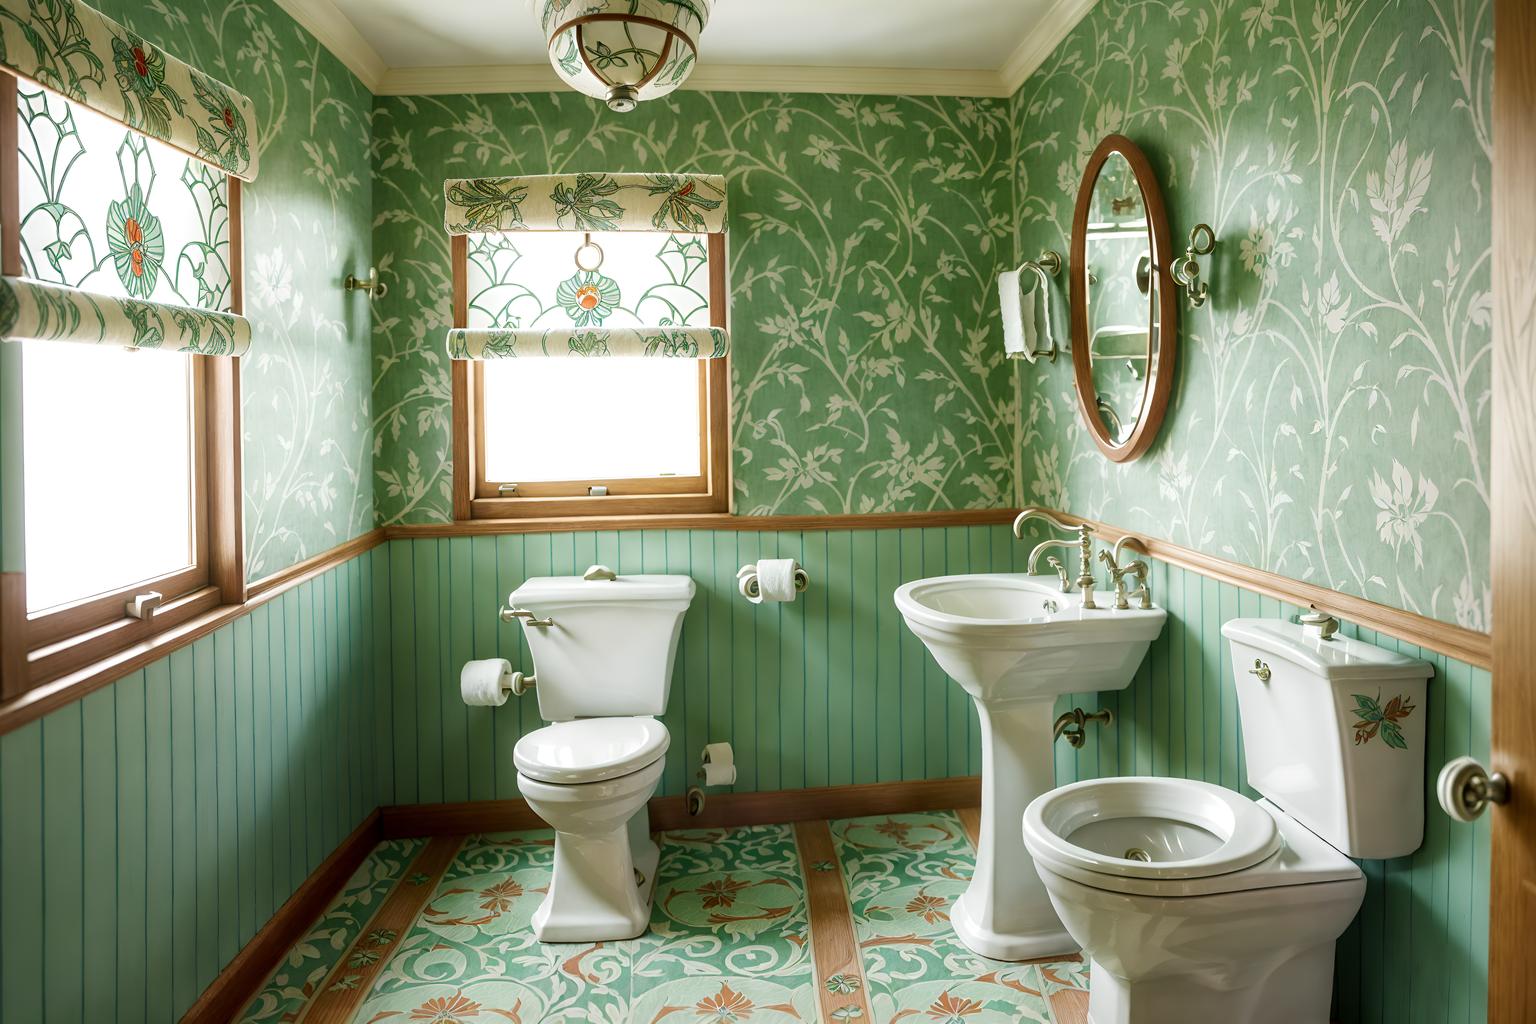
[1069,134,1178,463]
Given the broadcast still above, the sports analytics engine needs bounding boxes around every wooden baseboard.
[181,809,381,1024]
[379,776,982,838]
[378,798,548,838]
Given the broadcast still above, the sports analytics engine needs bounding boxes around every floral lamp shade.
[541,0,711,113]
[0,0,260,180]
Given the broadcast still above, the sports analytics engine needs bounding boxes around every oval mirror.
[1069,134,1177,462]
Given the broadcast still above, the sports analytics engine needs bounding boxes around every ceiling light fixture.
[540,0,711,113]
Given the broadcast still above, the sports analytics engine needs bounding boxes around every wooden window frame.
[0,72,244,701]
[451,230,731,521]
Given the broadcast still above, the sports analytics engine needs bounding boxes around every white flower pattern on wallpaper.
[371,91,1018,522]
[1011,0,1492,628]
[93,0,375,579]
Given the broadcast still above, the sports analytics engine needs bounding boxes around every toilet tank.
[1223,618,1432,860]
[509,572,696,721]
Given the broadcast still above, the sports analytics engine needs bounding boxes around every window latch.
[125,591,163,620]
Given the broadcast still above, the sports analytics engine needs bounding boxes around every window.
[454,228,729,519]
[1,75,242,694]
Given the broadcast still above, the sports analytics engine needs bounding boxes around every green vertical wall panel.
[0,553,383,1023]
[113,671,147,1019]
[81,687,116,1017]
[384,526,1014,801]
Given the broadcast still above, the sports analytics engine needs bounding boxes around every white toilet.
[507,568,695,942]
[1022,617,1432,1024]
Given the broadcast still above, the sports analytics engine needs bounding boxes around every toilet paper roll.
[754,559,799,603]
[701,760,737,786]
[461,658,512,707]
[701,742,736,786]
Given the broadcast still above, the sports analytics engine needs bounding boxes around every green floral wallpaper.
[371,91,1017,522]
[90,0,376,579]
[1010,0,1493,628]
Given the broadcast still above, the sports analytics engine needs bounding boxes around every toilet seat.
[515,717,669,784]
[1025,778,1362,898]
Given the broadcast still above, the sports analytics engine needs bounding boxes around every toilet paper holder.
[736,562,810,600]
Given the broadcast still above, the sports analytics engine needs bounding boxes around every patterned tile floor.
[238,811,1090,1023]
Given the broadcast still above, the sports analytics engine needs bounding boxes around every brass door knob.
[1437,757,1509,823]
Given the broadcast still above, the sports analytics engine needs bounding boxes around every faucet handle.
[1045,555,1071,592]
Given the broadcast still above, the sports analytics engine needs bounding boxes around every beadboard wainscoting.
[380,525,1021,803]
[0,529,1492,1023]
[1047,555,1492,1024]
[0,547,391,1024]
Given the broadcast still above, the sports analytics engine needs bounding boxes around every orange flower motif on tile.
[410,992,483,1022]
[696,875,755,910]
[695,983,755,1020]
[924,991,984,1022]
[477,878,524,912]
[874,819,912,842]
[906,892,950,924]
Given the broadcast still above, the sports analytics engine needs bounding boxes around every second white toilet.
[1023,617,1432,1023]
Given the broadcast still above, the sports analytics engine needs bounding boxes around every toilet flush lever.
[500,607,554,628]
[1248,659,1271,682]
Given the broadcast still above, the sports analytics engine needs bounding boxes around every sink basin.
[896,574,1166,703]
[895,572,1167,961]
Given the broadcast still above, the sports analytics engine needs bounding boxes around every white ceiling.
[276,0,1099,97]
[331,0,1046,71]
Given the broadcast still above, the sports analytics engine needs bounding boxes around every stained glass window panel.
[472,230,712,483]
[15,87,217,611]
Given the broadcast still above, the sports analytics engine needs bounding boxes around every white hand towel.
[998,266,1054,362]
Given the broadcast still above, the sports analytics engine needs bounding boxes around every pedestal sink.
[894,573,1166,960]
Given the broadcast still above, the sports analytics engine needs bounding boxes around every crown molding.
[1000,0,1100,95]
[271,0,387,91]
[377,62,1011,99]
[274,0,1100,101]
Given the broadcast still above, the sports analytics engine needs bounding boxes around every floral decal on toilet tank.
[1350,692,1416,750]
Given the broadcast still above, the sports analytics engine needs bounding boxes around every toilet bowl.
[1021,619,1431,1024]
[490,568,696,942]
[1025,777,1364,1024]
[515,716,670,942]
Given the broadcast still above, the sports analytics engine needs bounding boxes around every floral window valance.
[448,325,726,360]
[0,0,260,180]
[0,277,250,354]
[443,172,727,234]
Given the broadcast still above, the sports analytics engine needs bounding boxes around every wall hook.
[344,266,388,300]
[1171,223,1215,307]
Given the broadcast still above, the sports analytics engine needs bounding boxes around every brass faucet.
[1098,548,1149,609]
[1013,507,1099,608]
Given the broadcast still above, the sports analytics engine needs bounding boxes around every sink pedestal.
[891,571,1165,963]
[953,698,1077,961]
